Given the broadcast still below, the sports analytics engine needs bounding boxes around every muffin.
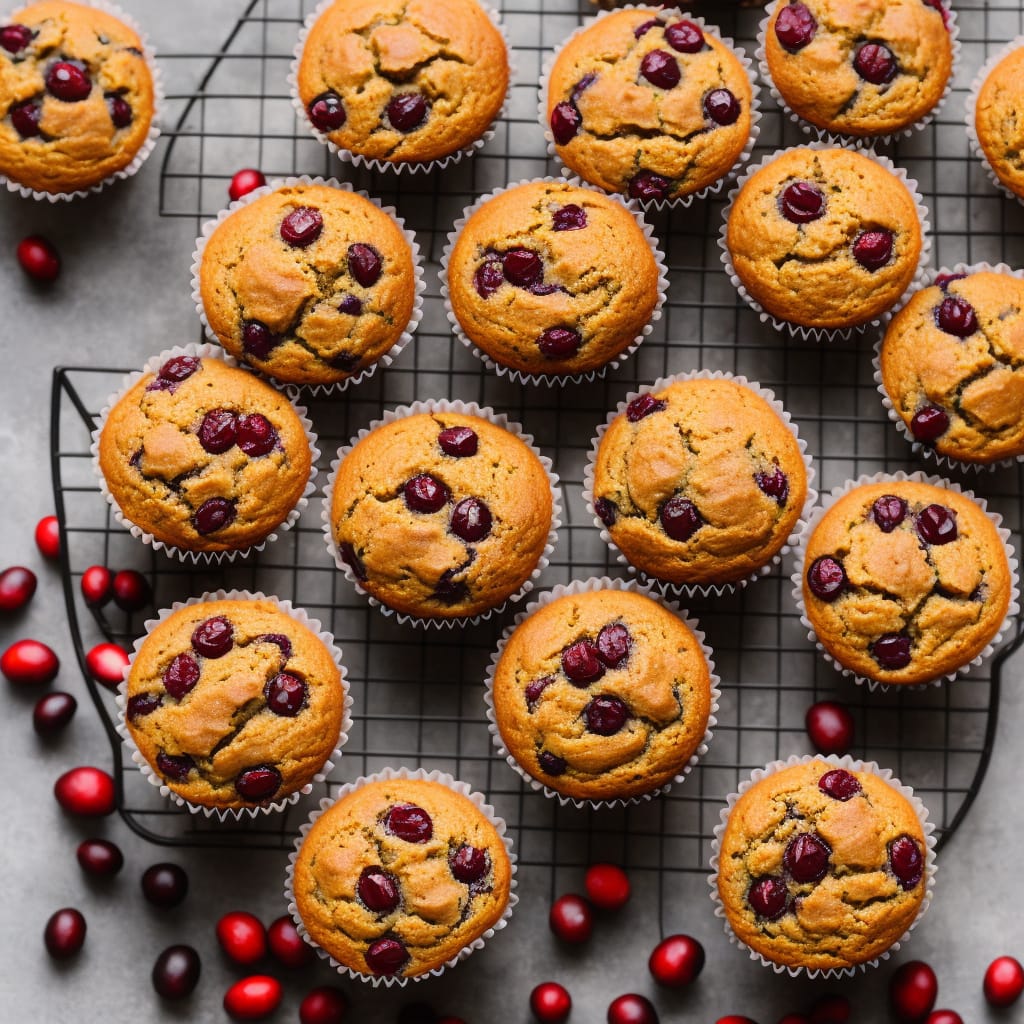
[761,0,955,140]
[326,407,555,622]
[196,180,419,388]
[724,146,924,334]
[798,477,1014,687]
[545,8,757,204]
[878,267,1024,467]
[0,0,156,195]
[714,759,932,973]
[290,775,513,980]
[96,350,315,556]
[589,376,810,590]
[444,179,664,380]
[293,0,509,168]
[970,42,1024,201]
[488,582,715,804]
[122,595,347,813]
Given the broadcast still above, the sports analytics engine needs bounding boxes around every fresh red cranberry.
[267,914,313,967]
[474,259,505,297]
[127,692,163,720]
[237,413,278,456]
[784,832,831,883]
[308,90,346,131]
[775,3,816,52]
[0,565,37,611]
[872,632,912,670]
[153,944,201,1000]
[439,426,478,457]
[924,1013,962,1024]
[705,88,740,126]
[0,23,32,52]
[805,701,854,755]
[44,908,86,958]
[157,753,195,781]
[538,327,582,358]
[242,320,278,359]
[163,652,200,700]
[387,92,429,131]
[807,556,846,602]
[198,409,238,453]
[106,92,132,127]
[35,515,60,559]
[661,496,702,541]
[358,866,401,912]
[224,975,283,1019]
[935,296,977,337]
[1,638,59,685]
[216,911,268,965]
[46,60,91,101]
[629,170,672,202]
[594,497,618,527]
[194,496,236,534]
[142,862,189,908]
[264,672,306,716]
[229,168,266,201]
[33,691,77,735]
[549,894,592,943]
[608,993,659,1024]
[585,863,630,910]
[665,19,705,53]
[888,834,924,890]
[854,42,898,85]
[640,49,680,89]
[112,568,150,612]
[10,99,41,138]
[780,181,825,223]
[235,765,282,802]
[551,101,581,144]
[79,565,112,607]
[910,406,950,443]
[404,474,450,513]
[340,542,367,581]
[649,934,705,987]
[158,355,200,384]
[385,803,433,843]
[716,1018,758,1024]
[748,877,789,920]
[280,206,324,248]
[755,467,789,503]
[348,243,382,287]
[86,642,129,689]
[503,248,544,287]
[984,956,1024,1007]
[627,393,666,422]
[531,981,572,1023]
[365,937,409,975]
[526,676,554,710]
[553,204,587,231]
[872,494,908,532]
[808,994,850,1023]
[76,837,123,877]
[916,504,957,545]
[596,623,631,668]
[586,695,629,735]
[450,497,491,542]
[192,616,234,657]
[539,751,567,776]
[819,767,861,800]
[450,844,489,884]
[300,986,348,1024]
[889,959,938,1021]
[853,229,894,271]
[561,639,604,684]
[20,233,64,288]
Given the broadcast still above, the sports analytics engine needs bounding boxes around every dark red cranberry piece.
[755,467,789,503]
[0,565,37,610]
[106,92,132,127]
[229,167,266,201]
[224,976,282,1018]
[584,863,630,910]
[925,1012,962,1024]
[552,204,587,231]
[1,638,59,685]
[33,691,77,735]
[450,844,489,883]
[159,355,200,383]
[474,259,504,298]
[142,862,189,907]
[86,642,129,690]
[872,632,912,670]
[916,503,957,545]
[818,768,862,800]
[193,497,236,535]
[385,803,433,843]
[300,987,348,1024]
[280,206,324,248]
[216,911,267,966]
[805,700,855,755]
[35,515,60,559]
[984,956,1024,1008]
[307,90,346,131]
[747,876,788,919]
[503,248,543,287]
[433,566,470,606]
[17,233,60,281]
[607,993,659,1024]
[595,497,618,527]
[661,496,702,542]
[153,945,201,1000]
[596,623,631,668]
[628,170,672,202]
[538,327,582,358]
[627,393,666,422]
[44,908,86,958]
[550,101,581,145]
[586,695,629,735]
[889,834,924,889]
[404,474,450,513]
[648,934,705,988]
[192,616,233,658]
[267,915,313,968]
[358,867,400,912]
[163,652,201,699]
[237,413,278,456]
[340,542,367,581]
[549,893,592,943]
[54,766,115,816]
[872,494,908,532]
[640,49,681,89]
[386,92,429,132]
[665,19,705,53]
[775,2,817,52]
[854,42,898,85]
[127,692,163,720]
[198,409,238,453]
[328,351,359,372]
[112,569,150,612]
[438,426,477,457]
[809,995,851,1023]
[235,765,282,802]
[337,294,362,316]
[264,672,306,716]
[634,19,659,39]
[348,242,382,287]
[46,60,92,101]
[526,676,554,710]
[704,88,740,126]
[156,753,195,782]
[77,837,124,877]
[450,497,492,542]
[780,181,825,223]
[255,633,292,660]
[539,751,567,776]
[0,23,32,53]
[889,960,938,1020]
[365,937,409,975]
[531,981,572,1022]
[807,556,846,601]
[562,639,605,684]
[852,229,894,271]
[935,272,966,290]
[10,100,41,138]
[241,319,278,359]
[784,832,831,883]
[572,72,597,102]
[935,295,978,337]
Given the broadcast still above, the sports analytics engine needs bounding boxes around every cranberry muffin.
[0,0,156,195]
[879,268,1024,466]
[724,146,924,333]
[489,584,714,803]
[327,408,555,622]
[97,352,314,556]
[291,775,513,979]
[971,43,1024,201]
[762,0,954,139]
[294,0,508,168]
[444,179,663,380]
[799,478,1014,686]
[590,377,810,589]
[545,8,756,205]
[197,181,418,388]
[123,596,347,812]
[715,759,931,972]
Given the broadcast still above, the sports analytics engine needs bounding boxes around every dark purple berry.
[280,206,323,248]
[748,877,788,919]
[628,171,672,202]
[439,426,477,457]
[661,496,702,542]
[525,676,554,710]
[872,633,912,670]
[365,937,408,976]
[774,2,817,52]
[264,672,306,716]
[163,653,200,700]
[77,838,123,877]
[539,751,567,776]
[553,204,587,231]
[10,100,41,138]
[156,753,195,782]
[450,497,491,542]
[33,691,77,735]
[936,296,978,337]
[46,60,91,101]
[386,93,429,132]
[308,90,346,131]
[594,498,617,527]
[198,409,237,454]
[911,406,950,443]
[935,272,967,290]
[44,908,86,958]
[872,494,908,532]
[474,259,504,298]
[538,327,582,358]
[338,294,362,315]
[450,844,489,884]
[159,356,200,383]
[106,92,132,128]
[237,413,278,457]
[191,616,233,658]
[889,834,924,889]
[585,695,629,736]
[127,692,163,721]
[596,623,631,668]
[780,181,825,223]
[340,542,367,581]
[755,467,789,503]
[854,42,898,85]
[807,556,846,602]
[255,633,292,660]
[853,230,894,271]
[152,945,201,1000]
[403,474,450,514]
[640,50,680,90]
[916,504,957,545]
[194,497,235,535]
[634,19,659,39]
[358,867,400,912]
[572,73,597,102]
[665,20,705,53]
[0,23,32,53]
[704,88,740,126]
[241,320,277,360]
[784,833,831,883]
[348,243,382,287]
[385,804,433,843]
[141,863,189,908]
[818,768,862,801]
[503,248,543,287]
[235,765,282,802]
[550,102,580,145]
[627,394,666,422]
[328,352,360,372]
[561,640,604,684]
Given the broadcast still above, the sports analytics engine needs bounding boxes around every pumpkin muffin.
[971,42,1024,201]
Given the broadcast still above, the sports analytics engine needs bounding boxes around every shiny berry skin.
[280,206,324,248]
[586,695,629,735]
[916,504,957,545]
[192,616,234,658]
[80,565,113,606]
[910,406,950,444]
[158,356,200,384]
[503,248,543,287]
[235,765,282,802]
[539,751,567,776]
[853,229,894,271]
[661,496,702,542]
[648,934,705,987]
[854,42,898,85]
[526,676,554,709]
[807,556,846,602]
[872,632,912,670]
[640,50,680,89]
[152,944,201,1000]
[33,691,77,735]
[627,394,666,422]
[404,474,450,513]
[594,497,617,527]
[756,467,789,503]
[386,803,433,843]
[308,90,346,131]
[112,569,151,612]
[665,20,705,53]
[44,908,86,958]
[780,181,825,223]
[242,320,277,359]
[229,168,266,201]
[819,768,862,801]
[873,494,909,532]
[805,700,854,755]
[365,937,409,975]
[224,975,283,1020]
[194,496,236,534]
[142,862,189,908]
[748,876,788,919]
[784,832,831,883]
[216,911,267,965]
[76,837,123,877]
[86,642,130,690]
[530,981,572,1023]
[596,623,631,667]
[54,766,115,816]
[809,995,850,1023]
[585,863,630,910]
[387,92,429,132]
[264,672,306,716]
[0,23,32,52]
[633,18,658,38]
[553,204,587,231]
[889,834,924,889]
[106,92,132,127]
[198,408,238,453]
[450,844,489,884]
[358,866,401,912]
[561,639,604,684]
[715,1018,758,1024]
[46,60,92,101]
[267,914,313,967]
[607,993,659,1024]
[774,2,817,51]
[984,956,1024,1007]
[35,515,60,559]
[162,652,200,701]
[889,959,938,1021]
[549,893,592,944]
[0,566,37,612]
[538,327,582,358]
[935,296,977,337]
[2,638,59,685]
[704,88,740,126]
[237,413,277,457]
[300,986,349,1024]
[10,100,41,138]
[439,426,478,457]
[474,259,504,297]
[450,497,492,542]
[17,235,60,281]
[551,101,581,144]
[348,242,382,287]
[924,1013,962,1024]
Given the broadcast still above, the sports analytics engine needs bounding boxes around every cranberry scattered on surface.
[627,393,666,422]
[538,327,582,359]
[531,981,572,1023]
[242,320,277,360]
[628,170,672,202]
[808,994,850,1023]
[17,235,61,281]
[704,88,740,126]
[888,834,924,889]
[935,295,977,337]
[910,405,950,443]
[385,803,434,843]
[237,413,278,457]
[889,959,938,1021]
[308,90,346,131]
[807,556,846,602]
[10,100,41,138]
[280,206,324,248]
[80,565,112,606]
[54,766,115,816]
[854,42,898,85]
[365,937,409,975]
[665,19,705,53]
[550,101,581,144]
[853,229,894,271]
[819,767,861,800]
[805,700,854,755]
[86,642,129,689]
[474,259,505,298]
[152,944,201,1000]
[198,408,238,454]
[872,632,912,670]
[46,60,92,101]
[872,494,908,532]
[594,498,618,527]
[404,474,451,514]
[33,691,77,735]
[775,2,817,51]
[192,616,234,658]
[649,934,705,987]
[561,639,604,684]
[264,672,306,716]
[924,1013,962,1024]
[439,426,478,457]
[984,956,1024,1007]
[358,866,401,912]
[586,695,629,735]
[300,986,349,1024]
[387,92,429,132]
[112,568,150,611]
[640,49,680,89]
[526,676,554,710]
[596,623,631,667]
[916,504,957,545]
[553,204,587,231]
[549,893,592,944]
[229,168,266,201]
[0,22,32,52]
[715,1018,758,1024]
[607,993,659,1024]
[194,496,236,535]
[755,467,789,503]
[44,908,86,958]
[0,565,37,611]
[539,751,567,776]
[76,837,123,877]
[224,975,283,1020]
[784,832,831,883]
[451,497,492,542]
[235,765,282,802]
[661,496,702,541]
[216,911,267,965]
[348,242,382,287]
[2,638,59,685]
[35,515,60,559]
[142,862,189,908]
[748,876,788,919]
[450,844,489,884]
[106,92,132,127]
[267,914,313,967]
[585,863,630,910]
[780,181,825,223]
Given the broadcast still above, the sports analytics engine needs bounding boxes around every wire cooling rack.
[52,0,1024,929]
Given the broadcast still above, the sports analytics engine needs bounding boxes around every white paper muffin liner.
[966,36,1024,206]
[874,262,1024,474]
[190,175,425,397]
[114,589,353,821]
[538,6,761,211]
[718,142,932,341]
[792,470,1021,692]
[437,176,669,387]
[90,343,320,564]
[287,0,514,175]
[284,766,518,987]
[582,369,818,598]
[755,0,961,148]
[708,753,938,979]
[321,399,562,629]
[483,575,720,810]
[0,0,163,202]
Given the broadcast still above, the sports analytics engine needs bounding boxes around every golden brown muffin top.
[974,45,1024,200]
